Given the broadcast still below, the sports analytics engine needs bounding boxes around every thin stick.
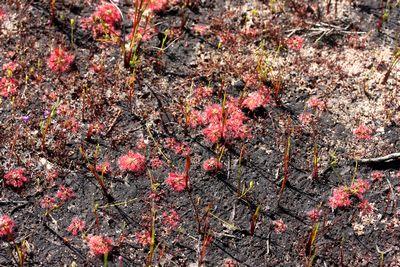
[358,152,400,163]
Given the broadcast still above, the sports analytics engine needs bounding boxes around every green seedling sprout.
[40,99,61,150]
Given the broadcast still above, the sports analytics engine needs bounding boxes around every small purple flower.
[43,110,50,118]
[21,115,30,123]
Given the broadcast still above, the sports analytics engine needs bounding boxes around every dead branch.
[359,152,400,163]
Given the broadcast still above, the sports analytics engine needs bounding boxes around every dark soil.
[1,0,400,266]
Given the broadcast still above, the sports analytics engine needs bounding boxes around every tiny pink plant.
[67,217,85,236]
[349,179,370,199]
[150,158,164,169]
[307,209,322,222]
[358,200,375,216]
[202,157,223,172]
[81,3,121,38]
[353,124,373,140]
[40,195,57,210]
[286,36,304,51]
[0,77,18,98]
[0,215,15,237]
[48,48,75,73]
[298,112,313,126]
[241,89,270,111]
[272,219,287,234]
[3,168,28,188]
[118,151,146,173]
[328,186,351,210]
[162,209,180,230]
[56,185,75,202]
[96,161,112,174]
[165,172,187,192]
[223,258,238,267]
[87,235,113,256]
[135,230,151,247]
[164,138,191,157]
[307,97,326,111]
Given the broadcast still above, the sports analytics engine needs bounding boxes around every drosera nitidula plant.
[328,178,370,211]
[81,2,122,42]
[3,167,29,188]
[87,234,113,267]
[0,214,15,240]
[47,47,75,74]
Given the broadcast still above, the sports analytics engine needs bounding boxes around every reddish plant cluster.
[2,61,19,76]
[164,138,191,157]
[162,209,180,230]
[0,77,18,98]
[150,157,164,169]
[286,36,304,51]
[3,168,28,188]
[96,161,112,174]
[45,170,59,187]
[328,187,351,210]
[298,112,313,126]
[353,124,373,140]
[0,215,15,238]
[67,217,86,236]
[347,34,367,49]
[272,219,287,234]
[81,3,121,38]
[241,86,271,111]
[202,157,223,172]
[194,86,213,100]
[223,258,238,267]
[307,96,326,111]
[87,122,105,139]
[190,99,251,144]
[135,230,151,247]
[48,48,75,73]
[135,138,147,150]
[307,208,322,222]
[349,179,370,198]
[0,8,5,22]
[118,151,146,173]
[165,172,187,192]
[40,195,57,210]
[328,179,370,210]
[87,235,113,256]
[40,185,75,210]
[56,185,75,202]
